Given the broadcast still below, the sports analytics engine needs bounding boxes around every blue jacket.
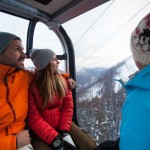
[119,64,150,150]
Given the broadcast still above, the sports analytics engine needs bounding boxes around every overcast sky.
[0,0,149,70]
[63,0,150,69]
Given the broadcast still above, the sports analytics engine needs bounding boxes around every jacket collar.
[0,64,17,80]
[126,64,150,90]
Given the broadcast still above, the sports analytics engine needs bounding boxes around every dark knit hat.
[130,13,150,65]
[0,32,21,54]
[30,49,55,70]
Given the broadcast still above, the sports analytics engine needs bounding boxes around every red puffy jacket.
[28,77,73,144]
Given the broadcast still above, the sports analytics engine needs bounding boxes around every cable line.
[76,1,150,69]
[74,0,115,46]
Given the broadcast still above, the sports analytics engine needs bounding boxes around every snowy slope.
[76,56,138,143]
[76,56,137,101]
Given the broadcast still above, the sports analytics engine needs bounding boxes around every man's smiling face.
[0,39,27,70]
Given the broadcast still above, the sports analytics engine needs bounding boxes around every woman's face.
[50,54,60,74]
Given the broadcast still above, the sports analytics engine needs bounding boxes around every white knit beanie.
[130,13,150,65]
[0,32,21,54]
[30,49,55,70]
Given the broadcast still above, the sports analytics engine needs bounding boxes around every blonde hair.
[34,63,68,109]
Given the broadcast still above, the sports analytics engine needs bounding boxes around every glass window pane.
[0,11,31,69]
[0,12,29,53]
[33,22,65,71]
[63,0,150,143]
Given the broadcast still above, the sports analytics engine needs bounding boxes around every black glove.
[58,130,67,136]
[58,130,77,150]
[63,140,77,150]
[59,130,76,147]
[94,138,120,150]
[52,134,63,150]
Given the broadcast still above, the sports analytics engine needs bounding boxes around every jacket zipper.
[5,127,9,135]
[4,73,16,123]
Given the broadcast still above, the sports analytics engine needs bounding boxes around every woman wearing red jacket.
[28,49,76,150]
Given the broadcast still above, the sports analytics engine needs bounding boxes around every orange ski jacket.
[0,64,32,150]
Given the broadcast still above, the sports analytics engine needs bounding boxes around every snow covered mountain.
[76,56,138,143]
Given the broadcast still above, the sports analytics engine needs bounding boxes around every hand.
[68,78,76,89]
[52,134,63,150]
[52,134,77,150]
[63,134,76,148]
[63,140,77,150]
[94,139,120,150]
[16,130,30,148]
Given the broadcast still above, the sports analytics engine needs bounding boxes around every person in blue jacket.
[94,12,150,150]
[119,12,150,150]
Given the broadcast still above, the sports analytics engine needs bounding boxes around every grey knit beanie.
[130,13,150,65]
[30,49,55,70]
[0,32,21,54]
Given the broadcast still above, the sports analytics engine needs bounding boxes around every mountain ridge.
[76,56,138,143]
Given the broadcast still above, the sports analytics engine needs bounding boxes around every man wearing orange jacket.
[0,32,76,150]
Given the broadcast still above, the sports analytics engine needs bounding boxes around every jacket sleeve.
[0,135,16,150]
[28,86,58,144]
[59,85,73,132]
